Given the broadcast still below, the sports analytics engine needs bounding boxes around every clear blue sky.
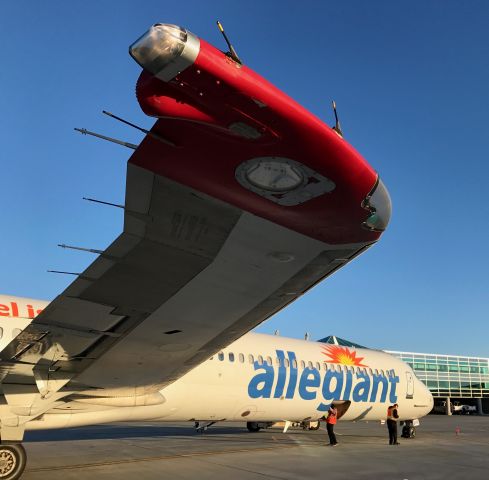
[1,1,488,356]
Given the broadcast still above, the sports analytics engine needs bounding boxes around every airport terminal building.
[319,336,489,414]
[388,350,489,414]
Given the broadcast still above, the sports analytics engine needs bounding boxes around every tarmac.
[22,415,489,479]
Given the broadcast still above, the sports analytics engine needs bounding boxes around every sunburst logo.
[322,345,368,367]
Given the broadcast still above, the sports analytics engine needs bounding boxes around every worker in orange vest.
[325,404,338,446]
[387,403,400,445]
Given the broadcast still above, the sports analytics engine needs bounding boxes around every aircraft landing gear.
[246,422,261,432]
[194,421,217,433]
[0,443,27,480]
[401,420,416,439]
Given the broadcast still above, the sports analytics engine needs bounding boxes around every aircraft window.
[307,361,313,369]
[218,352,224,361]
[0,327,3,339]
[239,353,245,363]
[284,358,290,367]
[300,360,305,369]
[266,356,272,366]
[276,357,281,366]
[257,355,263,365]
[323,363,329,370]
[315,362,321,371]
[229,353,235,362]
[336,365,342,373]
[368,368,373,375]
[249,354,254,364]
[375,369,379,375]
[380,369,385,376]
[292,359,297,368]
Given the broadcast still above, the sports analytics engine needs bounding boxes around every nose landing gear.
[401,420,416,439]
[0,444,26,480]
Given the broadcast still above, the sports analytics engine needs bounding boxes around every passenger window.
[323,363,329,370]
[284,358,290,367]
[266,356,272,366]
[239,353,245,363]
[368,368,373,375]
[292,359,297,368]
[0,327,3,339]
[276,357,281,366]
[229,353,235,362]
[315,362,321,371]
[307,361,313,369]
[258,355,263,365]
[300,360,305,369]
[218,352,224,361]
[249,354,254,364]
[336,365,342,373]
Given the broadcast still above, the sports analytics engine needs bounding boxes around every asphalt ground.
[22,415,489,479]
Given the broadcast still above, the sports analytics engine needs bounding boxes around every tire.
[308,422,320,431]
[0,444,27,480]
[246,422,261,432]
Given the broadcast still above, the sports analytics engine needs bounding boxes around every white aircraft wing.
[1,154,371,404]
[0,28,390,418]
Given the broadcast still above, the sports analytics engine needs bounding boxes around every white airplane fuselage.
[0,295,433,430]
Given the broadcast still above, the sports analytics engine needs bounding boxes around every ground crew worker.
[325,404,338,446]
[387,403,400,445]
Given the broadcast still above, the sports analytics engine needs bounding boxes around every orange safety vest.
[387,406,398,420]
[326,408,337,425]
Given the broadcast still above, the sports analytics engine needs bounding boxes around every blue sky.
[1,1,488,356]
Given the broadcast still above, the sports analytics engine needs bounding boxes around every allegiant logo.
[247,350,399,411]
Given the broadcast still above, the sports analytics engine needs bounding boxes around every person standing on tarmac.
[387,403,400,445]
[325,404,338,446]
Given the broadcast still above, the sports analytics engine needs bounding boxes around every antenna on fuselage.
[331,100,343,138]
[304,332,310,341]
[216,21,242,65]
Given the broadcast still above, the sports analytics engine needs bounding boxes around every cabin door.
[406,371,414,399]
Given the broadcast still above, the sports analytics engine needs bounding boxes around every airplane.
[0,22,431,479]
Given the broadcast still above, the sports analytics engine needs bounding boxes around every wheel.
[246,422,261,432]
[0,444,27,480]
[308,421,320,431]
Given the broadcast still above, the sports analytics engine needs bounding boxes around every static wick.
[74,127,137,150]
[82,197,124,209]
[58,244,104,255]
[102,110,176,147]
[47,270,80,276]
